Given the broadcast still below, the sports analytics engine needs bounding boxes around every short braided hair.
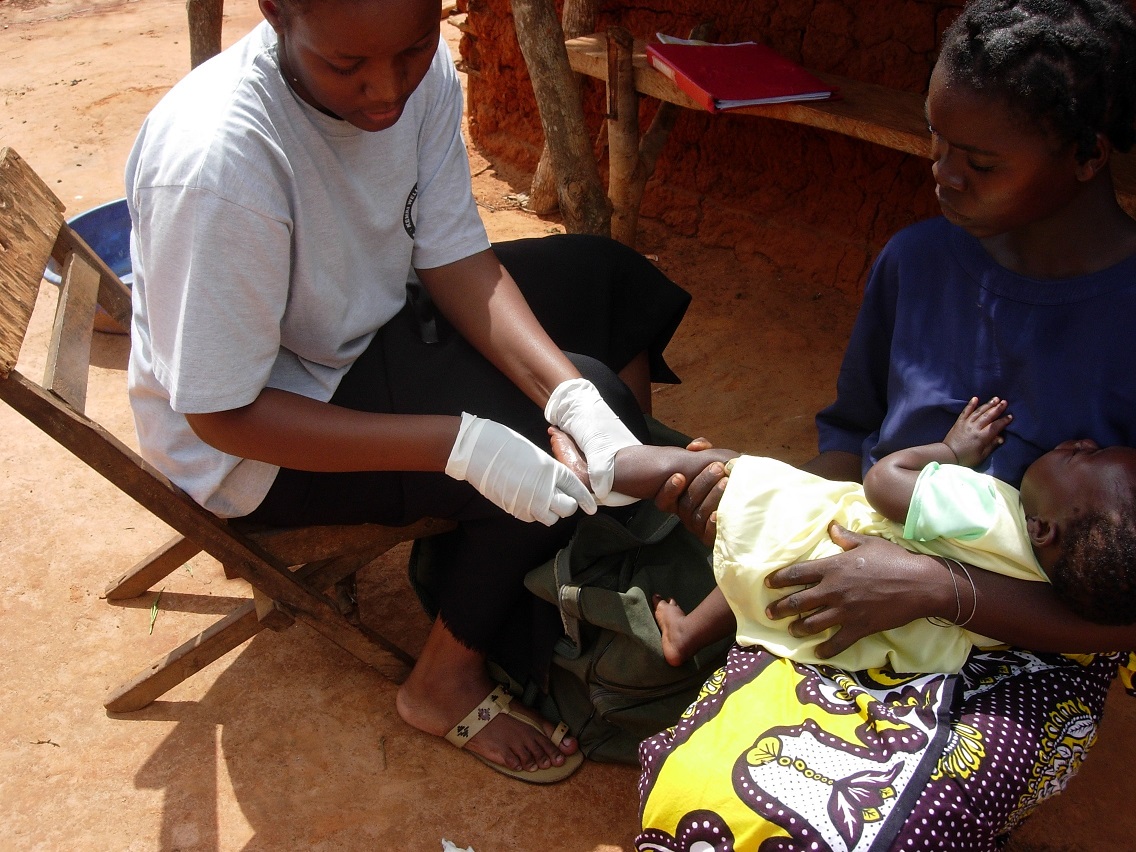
[1049,486,1136,625]
[940,0,1136,158]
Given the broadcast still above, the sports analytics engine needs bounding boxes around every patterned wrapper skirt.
[637,643,1128,851]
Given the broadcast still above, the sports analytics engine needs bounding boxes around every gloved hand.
[445,412,597,525]
[544,378,640,506]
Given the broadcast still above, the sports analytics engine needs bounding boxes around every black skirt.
[243,233,691,655]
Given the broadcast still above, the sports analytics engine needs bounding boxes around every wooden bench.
[564,31,1136,239]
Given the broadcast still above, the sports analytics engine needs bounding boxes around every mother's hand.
[652,437,727,545]
[765,524,951,658]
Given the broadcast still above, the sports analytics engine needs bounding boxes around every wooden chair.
[0,147,454,713]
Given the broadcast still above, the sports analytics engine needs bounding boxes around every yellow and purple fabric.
[637,645,1130,850]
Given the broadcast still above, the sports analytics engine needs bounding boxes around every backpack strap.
[550,504,681,658]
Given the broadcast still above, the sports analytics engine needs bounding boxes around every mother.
[640,1,1136,847]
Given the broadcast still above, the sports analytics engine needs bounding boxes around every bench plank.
[566,34,931,157]
[565,33,1136,205]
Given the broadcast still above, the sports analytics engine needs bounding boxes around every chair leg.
[104,550,414,712]
[333,573,360,624]
[253,586,295,631]
[273,553,417,680]
[104,601,263,712]
[103,534,203,600]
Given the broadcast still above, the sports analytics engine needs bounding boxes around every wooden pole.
[606,27,640,245]
[606,22,711,247]
[512,0,611,235]
[527,0,597,215]
[187,0,224,69]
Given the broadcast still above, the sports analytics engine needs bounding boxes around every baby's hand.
[549,426,591,490]
[944,396,1011,467]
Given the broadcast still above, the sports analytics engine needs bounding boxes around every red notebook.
[646,40,835,114]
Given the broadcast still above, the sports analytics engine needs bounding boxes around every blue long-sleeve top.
[817,217,1136,488]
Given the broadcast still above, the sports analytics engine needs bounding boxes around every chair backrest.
[0,146,322,595]
[0,148,132,401]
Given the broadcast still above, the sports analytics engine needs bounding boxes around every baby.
[552,397,1136,673]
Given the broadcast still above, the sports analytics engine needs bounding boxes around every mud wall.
[460,0,966,295]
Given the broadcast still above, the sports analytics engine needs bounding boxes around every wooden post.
[606,27,639,246]
[527,0,597,215]
[512,0,611,236]
[606,23,710,247]
[187,0,224,69]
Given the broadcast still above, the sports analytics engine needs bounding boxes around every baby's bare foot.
[549,426,590,489]
[652,594,692,667]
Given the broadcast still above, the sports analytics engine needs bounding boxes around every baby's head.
[938,0,1136,159]
[1020,439,1136,625]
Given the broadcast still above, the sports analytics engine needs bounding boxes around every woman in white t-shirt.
[125,0,690,784]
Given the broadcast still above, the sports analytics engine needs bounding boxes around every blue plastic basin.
[44,197,133,287]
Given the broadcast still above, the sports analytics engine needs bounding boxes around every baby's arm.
[864,396,1011,523]
[549,427,738,499]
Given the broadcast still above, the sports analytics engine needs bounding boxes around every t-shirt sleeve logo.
[403,183,418,238]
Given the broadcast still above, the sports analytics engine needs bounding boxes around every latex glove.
[445,412,597,525]
[544,378,639,506]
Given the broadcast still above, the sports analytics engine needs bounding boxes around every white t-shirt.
[125,22,489,517]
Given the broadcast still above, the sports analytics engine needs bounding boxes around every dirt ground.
[1,1,1134,849]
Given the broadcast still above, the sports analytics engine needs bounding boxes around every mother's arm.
[767,522,1136,659]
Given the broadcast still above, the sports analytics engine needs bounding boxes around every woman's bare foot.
[652,594,694,667]
[395,619,578,775]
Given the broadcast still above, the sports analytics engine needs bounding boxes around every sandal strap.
[444,686,511,750]
[496,697,571,748]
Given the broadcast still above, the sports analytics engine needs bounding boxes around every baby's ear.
[1075,132,1111,182]
[1027,515,1059,551]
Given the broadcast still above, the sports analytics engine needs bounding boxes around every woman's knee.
[566,352,650,442]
